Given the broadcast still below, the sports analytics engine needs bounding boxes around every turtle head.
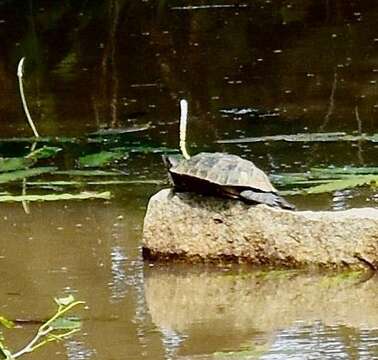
[162,154,181,170]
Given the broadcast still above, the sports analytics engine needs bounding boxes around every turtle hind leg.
[240,190,295,210]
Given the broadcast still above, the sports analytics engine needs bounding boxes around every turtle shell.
[169,152,277,193]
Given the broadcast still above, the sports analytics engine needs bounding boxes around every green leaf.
[49,317,81,331]
[274,166,378,194]
[0,147,61,174]
[78,151,127,168]
[26,146,62,160]
[0,191,111,202]
[304,175,378,194]
[0,317,14,329]
[55,295,75,307]
[0,157,35,172]
[0,167,56,183]
[54,170,121,176]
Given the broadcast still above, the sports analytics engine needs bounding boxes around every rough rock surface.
[142,189,378,269]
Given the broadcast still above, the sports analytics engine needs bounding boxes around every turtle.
[163,152,295,210]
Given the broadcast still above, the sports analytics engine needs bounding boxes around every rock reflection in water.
[64,340,95,360]
[109,246,128,302]
[144,266,378,358]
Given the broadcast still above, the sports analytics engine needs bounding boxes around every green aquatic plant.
[25,146,61,160]
[0,295,84,359]
[217,132,378,144]
[303,175,378,194]
[0,158,35,173]
[310,166,378,175]
[0,167,57,184]
[54,169,123,176]
[88,123,151,136]
[78,150,127,168]
[0,191,111,202]
[274,166,378,195]
[0,147,61,173]
[26,179,163,187]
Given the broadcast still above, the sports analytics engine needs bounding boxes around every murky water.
[0,1,377,359]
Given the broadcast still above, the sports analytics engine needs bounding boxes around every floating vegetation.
[7,62,377,205]
[0,157,35,173]
[0,146,61,173]
[219,107,280,118]
[54,169,123,176]
[88,123,150,136]
[78,150,127,168]
[171,4,248,10]
[26,179,163,187]
[26,146,62,160]
[217,132,378,144]
[126,145,177,154]
[311,166,378,175]
[0,136,83,144]
[0,167,57,183]
[275,166,378,195]
[0,191,111,202]
[302,176,378,194]
[0,57,169,204]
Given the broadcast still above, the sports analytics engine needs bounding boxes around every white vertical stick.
[179,99,190,159]
[17,57,40,138]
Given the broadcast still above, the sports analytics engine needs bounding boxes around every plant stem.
[17,57,40,138]
[12,327,52,358]
[11,300,84,358]
[179,99,190,159]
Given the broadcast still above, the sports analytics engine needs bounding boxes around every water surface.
[0,1,377,359]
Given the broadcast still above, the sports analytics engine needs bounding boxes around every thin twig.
[17,57,40,138]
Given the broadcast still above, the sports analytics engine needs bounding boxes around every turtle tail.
[240,190,295,210]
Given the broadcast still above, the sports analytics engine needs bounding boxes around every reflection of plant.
[0,295,85,359]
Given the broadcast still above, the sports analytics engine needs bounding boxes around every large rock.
[142,189,378,269]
